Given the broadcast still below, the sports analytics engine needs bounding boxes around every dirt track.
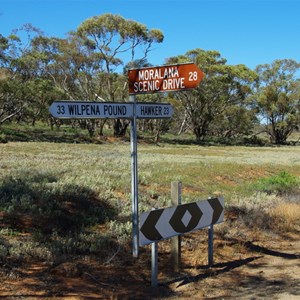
[1,230,299,300]
[167,236,300,299]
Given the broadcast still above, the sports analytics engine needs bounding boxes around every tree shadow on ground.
[244,241,300,259]
[166,256,262,288]
[0,171,118,259]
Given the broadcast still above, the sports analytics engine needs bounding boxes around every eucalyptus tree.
[253,59,300,144]
[0,34,9,67]
[0,34,12,124]
[76,13,164,136]
[0,33,23,125]
[167,49,257,143]
[0,27,42,125]
[31,34,107,135]
[0,25,61,126]
[30,14,163,136]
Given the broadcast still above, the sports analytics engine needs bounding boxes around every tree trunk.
[113,119,129,137]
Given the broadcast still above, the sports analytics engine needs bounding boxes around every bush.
[0,171,117,234]
[254,171,299,195]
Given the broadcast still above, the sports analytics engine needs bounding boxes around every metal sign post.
[128,63,205,259]
[208,224,214,267]
[151,241,158,287]
[130,94,139,258]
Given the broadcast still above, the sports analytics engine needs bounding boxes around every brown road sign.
[128,63,204,95]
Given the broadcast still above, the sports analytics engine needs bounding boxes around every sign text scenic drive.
[128,63,204,94]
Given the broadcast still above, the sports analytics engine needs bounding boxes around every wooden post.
[171,181,182,271]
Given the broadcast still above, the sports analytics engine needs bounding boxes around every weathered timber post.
[170,181,182,271]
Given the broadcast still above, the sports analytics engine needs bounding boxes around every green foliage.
[253,59,300,144]
[167,49,258,143]
[109,220,132,244]
[49,231,118,256]
[77,13,163,64]
[253,171,299,195]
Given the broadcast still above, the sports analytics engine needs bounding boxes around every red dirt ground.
[1,228,299,300]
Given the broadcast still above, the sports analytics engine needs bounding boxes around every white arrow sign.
[139,197,224,246]
[49,101,173,119]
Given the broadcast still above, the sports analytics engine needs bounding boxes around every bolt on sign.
[139,197,224,246]
[128,63,205,94]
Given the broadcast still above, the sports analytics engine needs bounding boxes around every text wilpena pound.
[49,101,133,119]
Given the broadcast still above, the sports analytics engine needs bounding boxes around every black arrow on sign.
[208,198,223,224]
[169,202,203,234]
[140,208,164,241]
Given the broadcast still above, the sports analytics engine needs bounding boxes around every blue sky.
[1,0,299,70]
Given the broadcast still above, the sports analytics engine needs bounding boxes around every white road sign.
[136,103,173,119]
[49,101,133,119]
[49,101,173,119]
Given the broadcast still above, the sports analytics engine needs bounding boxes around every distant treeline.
[1,14,300,144]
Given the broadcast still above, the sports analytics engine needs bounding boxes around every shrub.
[268,202,300,232]
[0,171,117,234]
[254,171,299,195]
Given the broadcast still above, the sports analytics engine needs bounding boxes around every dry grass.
[268,202,300,232]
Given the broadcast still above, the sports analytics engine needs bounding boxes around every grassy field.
[1,141,300,235]
[0,139,299,251]
[2,141,300,201]
[1,138,300,298]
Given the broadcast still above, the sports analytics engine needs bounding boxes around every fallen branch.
[84,272,115,289]
[104,246,121,265]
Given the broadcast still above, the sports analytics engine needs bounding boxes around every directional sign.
[128,63,205,95]
[49,101,133,119]
[136,103,173,119]
[139,197,224,246]
[49,101,173,119]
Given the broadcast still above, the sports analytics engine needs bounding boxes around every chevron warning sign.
[139,197,224,246]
